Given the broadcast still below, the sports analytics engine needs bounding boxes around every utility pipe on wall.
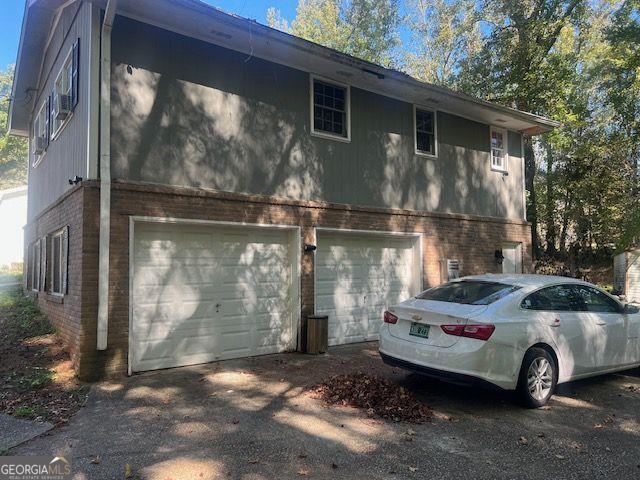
[97,0,118,350]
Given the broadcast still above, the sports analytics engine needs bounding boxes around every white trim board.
[127,216,302,375]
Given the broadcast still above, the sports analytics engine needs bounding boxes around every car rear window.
[416,280,520,305]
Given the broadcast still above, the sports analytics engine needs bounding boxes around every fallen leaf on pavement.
[248,459,259,464]
[309,373,432,423]
[124,464,133,478]
[517,436,529,446]
[90,456,101,465]
[408,466,418,472]
[297,468,310,476]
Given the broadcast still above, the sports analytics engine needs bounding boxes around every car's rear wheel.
[517,347,557,408]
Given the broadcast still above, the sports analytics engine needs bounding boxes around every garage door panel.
[317,232,419,346]
[132,222,296,373]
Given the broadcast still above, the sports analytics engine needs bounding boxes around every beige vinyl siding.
[27,2,94,221]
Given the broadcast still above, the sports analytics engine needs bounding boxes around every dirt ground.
[0,288,88,426]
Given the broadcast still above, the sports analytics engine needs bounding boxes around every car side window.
[572,285,622,314]
[521,285,583,312]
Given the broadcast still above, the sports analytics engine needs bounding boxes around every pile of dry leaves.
[309,372,432,423]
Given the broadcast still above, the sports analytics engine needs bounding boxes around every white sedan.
[379,274,640,407]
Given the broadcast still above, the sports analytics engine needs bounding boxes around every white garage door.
[131,222,297,372]
[315,232,421,346]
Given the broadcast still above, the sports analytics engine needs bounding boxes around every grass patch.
[0,287,55,340]
[8,369,55,390]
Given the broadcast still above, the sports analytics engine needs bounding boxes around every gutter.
[97,0,118,351]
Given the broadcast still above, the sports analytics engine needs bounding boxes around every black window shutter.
[62,226,69,294]
[41,236,47,292]
[72,39,80,109]
[44,96,51,146]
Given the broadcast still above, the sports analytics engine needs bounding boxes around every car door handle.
[596,321,607,326]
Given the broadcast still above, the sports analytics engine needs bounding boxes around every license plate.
[409,322,430,338]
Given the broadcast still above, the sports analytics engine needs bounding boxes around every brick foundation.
[24,180,532,379]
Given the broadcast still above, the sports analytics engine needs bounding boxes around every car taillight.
[383,311,398,324]
[441,324,495,341]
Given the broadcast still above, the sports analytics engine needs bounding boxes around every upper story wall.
[110,16,525,220]
[27,2,95,222]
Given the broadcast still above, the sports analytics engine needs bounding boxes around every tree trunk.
[559,190,571,254]
[523,136,540,259]
[544,147,557,256]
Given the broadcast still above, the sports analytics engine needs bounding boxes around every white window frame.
[413,105,438,158]
[51,47,75,140]
[31,240,41,292]
[309,74,351,143]
[32,102,48,167]
[50,228,66,296]
[490,126,508,172]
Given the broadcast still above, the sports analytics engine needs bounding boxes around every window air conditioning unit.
[56,94,72,120]
[34,136,47,155]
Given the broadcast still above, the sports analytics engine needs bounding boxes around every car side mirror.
[623,303,639,314]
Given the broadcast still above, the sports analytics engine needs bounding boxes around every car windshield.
[416,280,520,305]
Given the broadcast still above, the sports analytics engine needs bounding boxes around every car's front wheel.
[517,347,557,408]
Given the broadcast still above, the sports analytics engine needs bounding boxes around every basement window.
[31,239,41,292]
[50,227,69,296]
[414,106,437,157]
[310,75,350,142]
[490,127,508,172]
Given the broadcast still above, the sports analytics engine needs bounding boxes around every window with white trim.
[50,227,68,296]
[490,127,508,171]
[414,106,437,156]
[31,240,41,292]
[32,100,50,166]
[310,76,350,140]
[51,40,79,139]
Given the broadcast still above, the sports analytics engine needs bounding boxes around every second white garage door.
[315,231,421,346]
[131,221,298,373]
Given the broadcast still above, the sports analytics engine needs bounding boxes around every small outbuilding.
[614,249,640,303]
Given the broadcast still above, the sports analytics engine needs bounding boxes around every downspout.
[97,0,117,350]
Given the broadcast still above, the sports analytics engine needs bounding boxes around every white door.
[522,284,596,376]
[131,222,296,372]
[502,243,522,274]
[572,284,628,370]
[315,232,420,346]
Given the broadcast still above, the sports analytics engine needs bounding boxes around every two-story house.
[9,0,558,379]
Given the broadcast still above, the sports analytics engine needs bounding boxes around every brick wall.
[23,185,88,369]
[25,180,532,379]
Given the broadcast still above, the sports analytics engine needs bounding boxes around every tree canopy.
[0,65,28,190]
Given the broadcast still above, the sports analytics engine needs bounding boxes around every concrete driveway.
[10,343,640,479]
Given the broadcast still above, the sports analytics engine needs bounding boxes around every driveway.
[10,343,640,479]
